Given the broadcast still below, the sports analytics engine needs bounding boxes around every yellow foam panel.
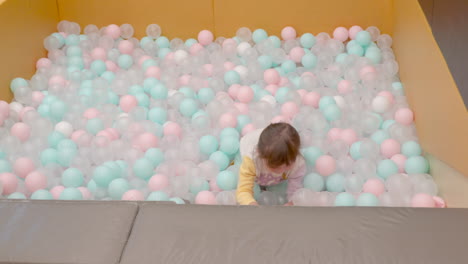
[0,0,58,101]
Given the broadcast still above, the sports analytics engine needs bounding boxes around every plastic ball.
[281,26,296,40]
[216,170,238,190]
[195,190,217,205]
[356,193,379,206]
[179,98,199,118]
[340,129,358,145]
[108,178,130,200]
[0,172,18,195]
[198,87,215,105]
[105,24,121,39]
[219,136,240,155]
[24,171,47,193]
[13,157,35,179]
[349,25,363,40]
[372,96,391,113]
[62,168,84,188]
[219,113,237,129]
[170,197,186,204]
[356,31,372,46]
[10,122,31,142]
[198,30,214,46]
[40,148,58,165]
[50,185,65,199]
[326,173,345,192]
[122,189,145,201]
[302,147,323,167]
[395,108,414,125]
[391,154,407,173]
[402,141,422,157]
[381,139,401,158]
[224,70,241,85]
[405,156,429,174]
[303,173,325,191]
[118,54,133,69]
[209,151,230,171]
[350,141,363,160]
[163,121,182,138]
[281,101,299,119]
[411,193,435,208]
[377,159,399,180]
[147,191,170,201]
[237,86,254,103]
[31,189,53,200]
[199,135,219,155]
[323,104,341,121]
[363,178,385,196]
[316,155,336,176]
[334,192,356,206]
[133,158,155,180]
[93,165,115,188]
[148,174,169,191]
[8,192,27,199]
[252,28,268,43]
[333,27,349,42]
[264,69,280,84]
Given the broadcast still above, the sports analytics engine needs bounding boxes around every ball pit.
[0,21,444,207]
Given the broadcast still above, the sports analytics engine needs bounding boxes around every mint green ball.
[108,178,130,200]
[156,36,170,48]
[62,168,84,187]
[8,192,26,199]
[66,46,82,57]
[346,40,359,50]
[281,60,296,74]
[326,173,345,192]
[323,104,341,121]
[356,193,379,206]
[48,131,66,148]
[189,179,209,195]
[377,159,398,180]
[87,180,97,193]
[335,192,356,206]
[135,93,150,108]
[38,104,50,117]
[197,87,215,104]
[253,29,268,44]
[65,34,80,46]
[382,120,396,131]
[350,141,363,160]
[300,33,316,48]
[147,191,170,201]
[220,136,240,155]
[302,53,318,69]
[90,60,106,76]
[143,77,160,91]
[104,161,123,179]
[255,89,271,101]
[405,156,429,174]
[216,170,238,190]
[209,151,230,170]
[224,70,241,85]
[170,197,186,204]
[371,130,390,144]
[50,100,67,121]
[392,82,404,93]
[133,158,155,180]
[356,31,372,47]
[57,139,78,152]
[179,86,196,98]
[302,147,323,167]
[93,165,115,188]
[365,46,382,64]
[268,36,281,48]
[129,85,144,95]
[59,188,83,200]
[0,151,6,159]
[142,59,157,71]
[402,141,422,157]
[40,148,59,165]
[86,118,104,135]
[220,127,240,140]
[150,83,168,100]
[51,32,66,46]
[275,87,291,104]
[107,91,119,105]
[140,36,153,46]
[31,189,53,200]
[236,115,251,131]
[258,55,273,69]
[348,45,364,56]
[319,96,336,111]
[148,107,167,125]
[179,98,199,117]
[68,56,84,69]
[185,38,197,47]
[199,135,219,155]
[335,53,348,63]
[303,173,325,191]
[158,48,171,59]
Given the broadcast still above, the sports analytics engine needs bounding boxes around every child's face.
[266,162,292,174]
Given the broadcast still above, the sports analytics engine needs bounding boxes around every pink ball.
[138,55,151,66]
[31,91,44,106]
[281,102,299,118]
[333,27,349,42]
[411,193,435,208]
[395,108,414,125]
[105,128,120,140]
[189,43,204,55]
[179,74,191,86]
[237,86,254,103]
[337,80,353,94]
[13,157,35,179]
[279,77,289,87]
[50,185,65,199]
[106,61,118,72]
[363,178,386,196]
[148,174,170,191]
[133,132,158,152]
[340,129,358,145]
[302,92,321,108]
[360,66,377,81]
[36,58,52,69]
[11,122,31,142]
[92,47,107,60]
[234,102,249,115]
[77,187,92,200]
[378,91,395,104]
[0,101,10,118]
[25,171,47,193]
[315,155,337,176]
[96,131,113,142]
[83,108,100,119]
[202,64,214,77]
[219,113,237,128]
[195,190,217,205]
[433,196,446,208]
[118,40,134,54]
[327,128,342,141]
[228,84,240,99]
[391,154,407,173]
[198,30,214,46]
[265,84,279,96]
[349,25,363,40]
[163,121,182,138]
[209,179,222,192]
[381,139,401,158]
[289,47,305,63]
[19,107,34,121]
[296,89,307,98]
[164,52,175,62]
[224,61,236,71]
[105,24,121,39]
[145,66,161,79]
[241,123,256,136]
[49,75,66,86]
[122,189,145,201]
[281,26,297,40]
[71,130,86,142]
[119,95,138,113]
[271,115,290,124]
[264,69,280,85]
[0,172,18,195]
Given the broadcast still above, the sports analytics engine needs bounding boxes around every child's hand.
[249,201,259,206]
[284,201,294,206]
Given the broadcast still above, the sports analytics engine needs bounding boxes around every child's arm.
[236,156,257,205]
[286,158,306,202]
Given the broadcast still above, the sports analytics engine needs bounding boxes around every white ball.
[168,89,178,97]
[234,65,249,80]
[55,121,73,137]
[237,42,252,57]
[333,96,346,109]
[372,95,391,113]
[10,102,23,114]
[260,95,277,107]
[174,50,188,64]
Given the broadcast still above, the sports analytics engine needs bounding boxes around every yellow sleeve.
[236,156,257,205]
